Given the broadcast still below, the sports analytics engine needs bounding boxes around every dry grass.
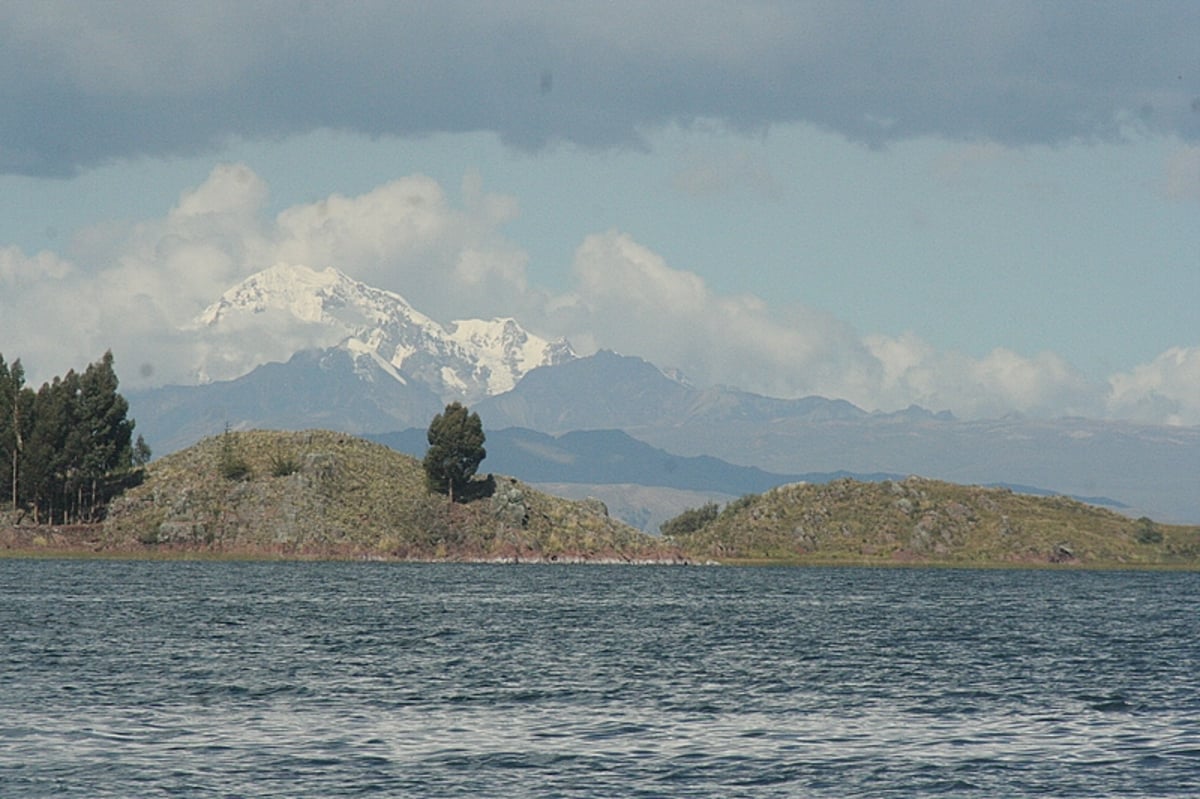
[669,476,1200,567]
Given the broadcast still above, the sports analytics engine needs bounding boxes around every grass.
[668,476,1200,568]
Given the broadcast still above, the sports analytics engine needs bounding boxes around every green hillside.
[666,476,1200,567]
[100,429,680,562]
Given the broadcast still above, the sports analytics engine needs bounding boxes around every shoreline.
[4,527,1197,570]
[0,524,695,565]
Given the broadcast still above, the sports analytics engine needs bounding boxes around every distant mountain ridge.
[474,350,874,432]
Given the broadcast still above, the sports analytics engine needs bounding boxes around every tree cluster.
[0,351,149,524]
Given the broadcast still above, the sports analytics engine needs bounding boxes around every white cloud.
[272,173,531,322]
[0,246,74,286]
[559,230,883,401]
[1108,347,1200,426]
[865,333,1111,419]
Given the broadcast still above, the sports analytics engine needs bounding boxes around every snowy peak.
[449,317,575,394]
[195,263,437,333]
[191,263,575,402]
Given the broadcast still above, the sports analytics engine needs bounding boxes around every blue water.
[1,561,1198,797]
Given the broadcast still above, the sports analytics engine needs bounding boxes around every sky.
[1,2,1198,424]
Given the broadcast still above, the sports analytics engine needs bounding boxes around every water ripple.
[1,562,1197,797]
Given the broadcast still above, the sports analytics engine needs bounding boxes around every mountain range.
[190,263,575,397]
[127,264,1200,526]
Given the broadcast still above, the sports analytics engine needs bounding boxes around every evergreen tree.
[76,351,135,519]
[22,372,79,523]
[423,402,486,503]
[0,355,20,510]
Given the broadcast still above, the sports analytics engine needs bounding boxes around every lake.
[1,560,1197,797]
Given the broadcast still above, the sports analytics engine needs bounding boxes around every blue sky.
[1,2,1198,424]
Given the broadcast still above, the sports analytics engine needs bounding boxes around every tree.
[75,352,137,520]
[660,502,720,540]
[423,402,486,503]
[22,372,79,523]
[0,355,21,510]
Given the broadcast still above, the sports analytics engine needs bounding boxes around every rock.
[490,478,529,527]
[302,453,338,482]
[580,497,609,517]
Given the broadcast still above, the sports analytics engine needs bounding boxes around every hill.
[99,430,680,562]
[666,476,1200,567]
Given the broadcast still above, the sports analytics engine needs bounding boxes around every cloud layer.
[3,3,1199,176]
[1,165,1197,425]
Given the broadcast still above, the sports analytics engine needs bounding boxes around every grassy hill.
[8,432,1198,568]
[100,429,680,562]
[666,476,1200,567]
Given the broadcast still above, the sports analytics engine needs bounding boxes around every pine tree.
[423,402,487,503]
[76,351,135,520]
[0,355,19,510]
[22,373,79,523]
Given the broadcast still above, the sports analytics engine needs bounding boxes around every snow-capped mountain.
[191,263,575,403]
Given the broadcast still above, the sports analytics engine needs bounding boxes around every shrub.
[218,425,251,481]
[660,501,720,539]
[270,448,301,477]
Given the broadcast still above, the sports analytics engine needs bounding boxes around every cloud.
[1107,347,1200,426]
[4,3,1199,176]
[865,333,1107,419]
[271,172,532,323]
[0,246,74,287]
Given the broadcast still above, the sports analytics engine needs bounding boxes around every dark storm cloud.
[3,1,1198,176]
